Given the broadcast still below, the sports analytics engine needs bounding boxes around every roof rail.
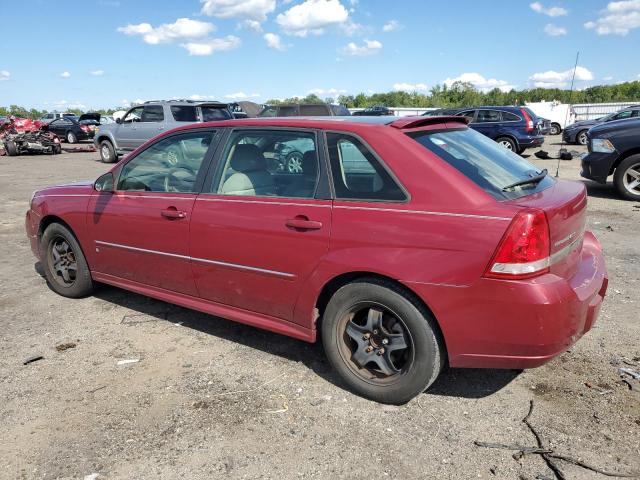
[389,115,470,129]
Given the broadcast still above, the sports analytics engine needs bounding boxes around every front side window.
[117,131,214,193]
[408,128,554,200]
[610,110,633,121]
[141,105,164,122]
[213,130,319,198]
[123,107,143,123]
[326,133,406,201]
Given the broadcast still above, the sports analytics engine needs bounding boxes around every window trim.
[201,126,329,201]
[113,127,221,194]
[324,130,410,204]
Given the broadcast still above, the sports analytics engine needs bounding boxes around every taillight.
[521,108,534,133]
[80,125,90,132]
[484,209,550,280]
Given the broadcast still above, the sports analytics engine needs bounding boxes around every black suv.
[582,117,640,200]
[352,106,394,116]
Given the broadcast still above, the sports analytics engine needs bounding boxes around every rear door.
[189,128,332,322]
[87,129,218,295]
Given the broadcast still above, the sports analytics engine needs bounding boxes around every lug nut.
[362,333,371,340]
[373,329,378,334]
[365,346,373,353]
[377,348,385,355]
[382,338,389,345]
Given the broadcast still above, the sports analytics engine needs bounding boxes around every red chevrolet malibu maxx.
[25,116,608,404]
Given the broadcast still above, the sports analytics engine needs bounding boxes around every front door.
[116,106,144,150]
[87,129,217,296]
[189,128,332,322]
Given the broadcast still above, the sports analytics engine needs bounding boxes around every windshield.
[407,128,554,200]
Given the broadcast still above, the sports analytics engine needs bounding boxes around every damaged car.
[1,117,61,156]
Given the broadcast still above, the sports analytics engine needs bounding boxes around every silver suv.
[94,100,233,163]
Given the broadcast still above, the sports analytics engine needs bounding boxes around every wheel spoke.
[386,332,408,352]
[628,179,640,191]
[369,352,399,376]
[60,268,71,283]
[352,346,372,367]
[365,308,384,332]
[627,168,640,180]
[345,319,367,342]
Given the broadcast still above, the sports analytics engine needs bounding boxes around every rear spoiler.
[389,115,470,130]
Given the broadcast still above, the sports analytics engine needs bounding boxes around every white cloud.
[60,71,71,78]
[544,23,567,35]
[603,75,614,81]
[382,19,401,32]
[224,92,261,100]
[443,72,515,92]
[308,87,347,96]
[201,0,275,22]
[339,39,382,56]
[0,70,9,81]
[47,100,87,110]
[181,35,241,55]
[277,0,349,37]
[240,19,263,32]
[393,82,428,92]
[530,2,568,16]
[341,21,365,36]
[118,18,215,44]
[90,69,104,76]
[529,65,594,88]
[584,0,640,35]
[263,32,289,51]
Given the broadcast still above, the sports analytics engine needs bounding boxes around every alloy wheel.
[337,303,413,383]
[286,152,304,174]
[48,236,77,286]
[498,140,514,150]
[622,161,640,195]
[578,131,588,145]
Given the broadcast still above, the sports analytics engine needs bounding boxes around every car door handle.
[161,208,187,220]
[285,216,322,231]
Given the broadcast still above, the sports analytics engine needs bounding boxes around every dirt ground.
[0,138,638,480]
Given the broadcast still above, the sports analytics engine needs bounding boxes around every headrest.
[230,144,265,172]
[301,151,318,176]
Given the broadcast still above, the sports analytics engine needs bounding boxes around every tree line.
[2,80,639,119]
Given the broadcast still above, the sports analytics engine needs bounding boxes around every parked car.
[352,106,394,116]
[27,115,607,404]
[581,117,640,200]
[563,105,640,145]
[39,112,78,124]
[520,107,552,135]
[45,116,93,143]
[424,106,545,153]
[78,113,113,135]
[93,100,233,163]
[526,101,576,135]
[258,103,351,117]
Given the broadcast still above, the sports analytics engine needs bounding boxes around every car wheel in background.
[66,131,77,144]
[613,155,640,201]
[577,130,588,146]
[4,140,18,156]
[286,151,304,173]
[40,223,94,298]
[99,140,117,163]
[53,144,62,155]
[321,278,444,404]
[550,123,561,135]
[496,137,516,151]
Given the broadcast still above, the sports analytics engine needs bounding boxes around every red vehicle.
[25,116,608,404]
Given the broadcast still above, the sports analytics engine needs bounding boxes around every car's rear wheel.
[577,130,588,146]
[4,140,18,156]
[66,131,77,144]
[496,137,516,151]
[41,223,94,298]
[321,278,444,404]
[550,123,561,135]
[99,140,117,163]
[613,155,640,201]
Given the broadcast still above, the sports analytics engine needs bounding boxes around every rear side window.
[141,105,164,122]
[278,106,298,117]
[458,110,476,122]
[330,105,351,116]
[201,106,232,121]
[326,133,406,201]
[502,111,521,121]
[476,110,501,123]
[408,128,554,200]
[300,105,329,116]
[171,106,198,122]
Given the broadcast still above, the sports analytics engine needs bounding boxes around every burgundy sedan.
[25,116,607,404]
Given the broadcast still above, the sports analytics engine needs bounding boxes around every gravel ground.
[0,139,638,480]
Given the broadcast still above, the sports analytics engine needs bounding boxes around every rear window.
[408,128,554,200]
[171,106,198,122]
[201,106,232,121]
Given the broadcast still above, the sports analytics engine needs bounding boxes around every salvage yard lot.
[1,142,638,479]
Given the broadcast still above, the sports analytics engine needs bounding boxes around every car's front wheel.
[321,278,444,404]
[99,140,117,163]
[577,130,588,146]
[613,155,640,201]
[41,223,94,298]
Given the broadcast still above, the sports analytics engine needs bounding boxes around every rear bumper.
[406,231,607,369]
[581,151,617,184]
[518,135,545,149]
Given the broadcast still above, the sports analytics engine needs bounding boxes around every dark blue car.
[423,106,545,153]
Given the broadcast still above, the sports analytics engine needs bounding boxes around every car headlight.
[591,138,616,153]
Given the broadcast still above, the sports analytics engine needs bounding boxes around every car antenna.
[556,51,580,178]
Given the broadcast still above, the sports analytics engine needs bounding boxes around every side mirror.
[94,172,115,192]
[115,117,122,124]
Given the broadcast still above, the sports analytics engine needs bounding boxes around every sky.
[0,0,639,111]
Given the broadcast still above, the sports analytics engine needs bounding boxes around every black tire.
[496,136,516,152]
[576,130,588,146]
[4,140,18,156]
[613,155,640,201]
[66,131,77,144]
[53,144,62,155]
[321,278,444,404]
[99,140,117,163]
[516,147,526,155]
[550,123,561,136]
[40,223,94,298]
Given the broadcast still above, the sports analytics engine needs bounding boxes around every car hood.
[35,181,94,197]
[567,119,599,129]
[589,117,640,137]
